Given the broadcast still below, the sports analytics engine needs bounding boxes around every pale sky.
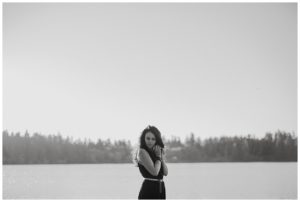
[3,3,297,144]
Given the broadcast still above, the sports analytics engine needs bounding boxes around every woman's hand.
[153,145,162,158]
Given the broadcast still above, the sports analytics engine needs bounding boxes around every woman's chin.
[146,145,153,149]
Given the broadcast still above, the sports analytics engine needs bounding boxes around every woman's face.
[145,131,156,149]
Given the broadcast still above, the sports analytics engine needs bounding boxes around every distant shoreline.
[3,161,297,166]
[3,130,297,164]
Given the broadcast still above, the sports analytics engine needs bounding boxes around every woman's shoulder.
[137,148,150,160]
[139,148,147,153]
[138,148,147,156]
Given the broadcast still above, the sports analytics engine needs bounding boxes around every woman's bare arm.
[161,149,168,176]
[138,148,161,176]
[161,160,168,176]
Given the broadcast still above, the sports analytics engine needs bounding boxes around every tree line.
[165,131,297,162]
[2,130,297,164]
[3,131,132,164]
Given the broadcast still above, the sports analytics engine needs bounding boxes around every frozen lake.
[3,162,297,199]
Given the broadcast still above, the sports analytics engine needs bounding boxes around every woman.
[133,125,168,199]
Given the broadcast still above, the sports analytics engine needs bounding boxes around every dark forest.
[3,130,297,164]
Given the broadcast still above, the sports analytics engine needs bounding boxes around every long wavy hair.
[132,125,165,166]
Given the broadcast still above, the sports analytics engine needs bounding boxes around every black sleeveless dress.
[138,149,166,199]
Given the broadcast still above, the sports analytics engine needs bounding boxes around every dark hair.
[132,125,165,165]
[139,125,164,150]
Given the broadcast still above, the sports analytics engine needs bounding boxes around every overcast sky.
[3,3,297,144]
